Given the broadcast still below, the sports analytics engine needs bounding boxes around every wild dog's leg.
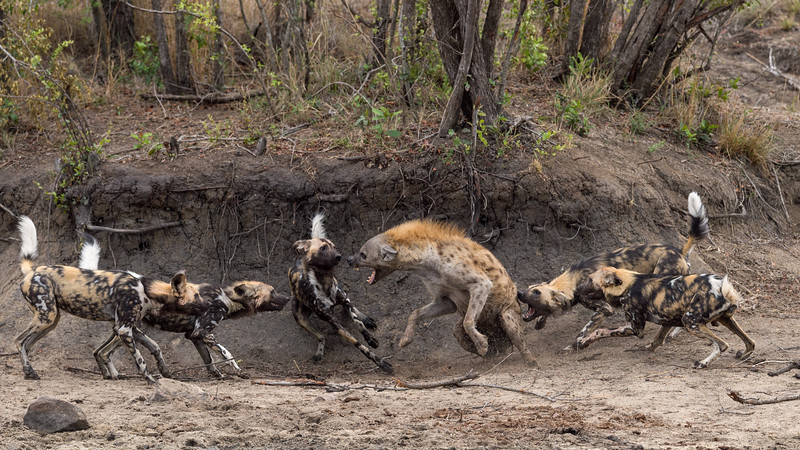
[643,326,674,351]
[292,300,327,362]
[131,329,171,378]
[399,297,457,348]
[313,307,393,374]
[93,332,122,379]
[716,316,755,360]
[15,288,61,380]
[335,289,378,348]
[187,334,224,378]
[198,333,244,375]
[463,284,492,356]
[498,308,537,366]
[567,302,615,352]
[115,323,157,384]
[682,322,729,369]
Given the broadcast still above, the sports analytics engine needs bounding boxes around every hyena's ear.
[379,244,397,262]
[293,240,310,255]
[171,270,188,296]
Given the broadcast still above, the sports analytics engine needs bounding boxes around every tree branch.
[86,221,182,235]
[729,390,800,405]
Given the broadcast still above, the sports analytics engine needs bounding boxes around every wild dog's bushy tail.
[18,216,38,276]
[681,192,710,257]
[720,276,742,305]
[79,234,101,271]
[311,213,327,239]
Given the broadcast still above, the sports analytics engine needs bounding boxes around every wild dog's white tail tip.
[720,276,742,303]
[18,215,38,260]
[311,213,327,239]
[688,192,706,220]
[79,235,101,270]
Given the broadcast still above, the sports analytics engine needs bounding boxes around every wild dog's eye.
[532,289,540,295]
[321,244,328,251]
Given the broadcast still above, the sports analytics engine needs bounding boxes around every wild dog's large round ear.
[379,244,397,262]
[598,268,619,287]
[171,270,188,295]
[553,290,570,307]
[293,240,310,255]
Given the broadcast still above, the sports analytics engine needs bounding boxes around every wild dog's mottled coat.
[348,219,535,365]
[518,192,710,351]
[14,216,193,383]
[289,214,392,373]
[577,267,755,368]
[78,239,290,379]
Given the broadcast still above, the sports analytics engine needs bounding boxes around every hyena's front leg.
[463,284,491,356]
[399,297,457,348]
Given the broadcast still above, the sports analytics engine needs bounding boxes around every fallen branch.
[86,221,182,235]
[140,90,266,104]
[251,378,407,392]
[745,50,800,91]
[768,361,800,377]
[396,372,478,389]
[728,390,800,405]
[0,202,18,218]
[457,382,556,402]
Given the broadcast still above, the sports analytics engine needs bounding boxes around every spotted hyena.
[348,219,536,366]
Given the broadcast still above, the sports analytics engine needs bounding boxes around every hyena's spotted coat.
[348,219,536,365]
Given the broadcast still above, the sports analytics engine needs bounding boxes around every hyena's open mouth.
[367,269,377,284]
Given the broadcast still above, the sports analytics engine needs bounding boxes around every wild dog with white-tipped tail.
[288,214,392,373]
[576,266,755,368]
[518,192,710,352]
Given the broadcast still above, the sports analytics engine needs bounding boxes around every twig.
[396,372,478,389]
[86,221,182,235]
[0,202,18,218]
[0,351,19,357]
[745,51,800,91]
[456,382,556,402]
[140,90,267,104]
[768,361,800,377]
[771,164,791,222]
[729,390,800,405]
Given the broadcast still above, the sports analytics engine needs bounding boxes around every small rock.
[23,397,90,435]
[149,378,209,403]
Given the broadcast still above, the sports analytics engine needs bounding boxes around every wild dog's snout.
[270,291,290,309]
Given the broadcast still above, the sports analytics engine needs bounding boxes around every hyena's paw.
[473,334,489,357]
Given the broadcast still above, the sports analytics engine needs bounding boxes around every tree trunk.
[173,1,194,93]
[372,0,392,65]
[437,0,478,136]
[399,0,418,104]
[105,0,136,55]
[212,0,225,90]
[561,0,587,74]
[151,0,178,93]
[90,1,111,61]
[580,0,613,62]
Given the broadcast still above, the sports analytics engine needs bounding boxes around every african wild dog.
[14,216,195,383]
[518,192,710,352]
[575,266,755,368]
[78,237,290,379]
[347,219,536,365]
[288,214,392,373]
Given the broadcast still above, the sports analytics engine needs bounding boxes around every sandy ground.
[2,285,799,449]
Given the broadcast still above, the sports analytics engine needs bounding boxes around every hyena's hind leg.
[498,309,537,365]
[15,307,61,380]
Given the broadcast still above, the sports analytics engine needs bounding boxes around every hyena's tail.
[681,192,710,257]
[79,234,100,271]
[18,216,38,276]
[311,213,327,239]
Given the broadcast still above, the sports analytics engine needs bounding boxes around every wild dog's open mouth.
[522,306,537,322]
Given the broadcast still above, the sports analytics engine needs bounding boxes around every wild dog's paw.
[735,349,754,360]
[236,371,251,380]
[361,315,378,330]
[557,343,577,355]
[312,352,324,364]
[692,360,708,369]
[377,358,393,374]
[362,331,379,348]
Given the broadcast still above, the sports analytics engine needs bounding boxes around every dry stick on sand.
[252,371,557,400]
[768,361,800,377]
[728,390,800,405]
